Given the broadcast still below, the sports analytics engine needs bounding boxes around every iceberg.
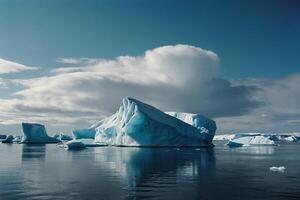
[53,133,73,141]
[213,134,235,141]
[64,140,86,150]
[270,166,285,172]
[21,122,60,144]
[227,135,275,147]
[12,135,22,143]
[1,135,14,143]
[0,135,6,140]
[282,136,298,142]
[94,97,216,147]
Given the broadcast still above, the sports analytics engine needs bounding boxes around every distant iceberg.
[213,134,235,141]
[64,140,86,150]
[270,166,285,172]
[21,122,60,144]
[227,135,275,147]
[1,135,14,143]
[0,135,6,140]
[53,133,73,141]
[93,97,216,147]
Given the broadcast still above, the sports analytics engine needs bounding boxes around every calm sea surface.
[0,142,299,200]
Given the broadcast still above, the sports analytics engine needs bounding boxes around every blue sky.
[0,0,299,134]
[1,0,299,78]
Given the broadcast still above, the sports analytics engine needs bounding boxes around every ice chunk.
[0,135,6,140]
[213,134,235,141]
[73,129,96,139]
[282,136,298,142]
[53,133,73,141]
[1,135,14,143]
[64,140,86,150]
[21,122,60,144]
[12,135,22,143]
[270,166,285,172]
[94,97,216,147]
[227,135,275,147]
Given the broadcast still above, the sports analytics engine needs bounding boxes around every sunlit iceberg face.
[93,97,216,147]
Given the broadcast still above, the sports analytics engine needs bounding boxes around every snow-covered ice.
[227,135,275,147]
[213,134,235,141]
[21,122,60,144]
[270,166,285,172]
[94,97,216,147]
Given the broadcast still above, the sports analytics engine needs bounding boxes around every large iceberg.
[227,135,275,147]
[93,97,216,147]
[21,123,60,144]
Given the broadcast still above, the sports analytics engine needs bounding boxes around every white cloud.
[2,44,299,134]
[0,58,39,74]
[56,57,101,65]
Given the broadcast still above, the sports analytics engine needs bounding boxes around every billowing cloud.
[216,73,300,133]
[0,58,39,74]
[3,44,299,134]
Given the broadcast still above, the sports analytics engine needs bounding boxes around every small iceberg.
[270,166,285,172]
[21,122,60,144]
[227,136,275,147]
[64,140,86,150]
[53,133,73,141]
[0,135,6,140]
[13,135,22,143]
[1,135,14,143]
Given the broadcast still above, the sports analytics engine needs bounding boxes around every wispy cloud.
[56,57,102,65]
[0,58,39,74]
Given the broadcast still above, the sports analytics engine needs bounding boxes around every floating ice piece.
[0,135,6,140]
[270,166,286,172]
[53,133,73,141]
[227,136,275,147]
[94,97,216,147]
[64,140,86,150]
[213,134,235,141]
[282,136,298,142]
[12,135,22,143]
[1,135,14,143]
[21,122,60,144]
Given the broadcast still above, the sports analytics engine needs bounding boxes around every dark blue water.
[0,142,299,200]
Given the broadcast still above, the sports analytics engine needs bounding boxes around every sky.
[0,0,299,134]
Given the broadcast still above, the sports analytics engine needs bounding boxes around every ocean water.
[0,142,299,200]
